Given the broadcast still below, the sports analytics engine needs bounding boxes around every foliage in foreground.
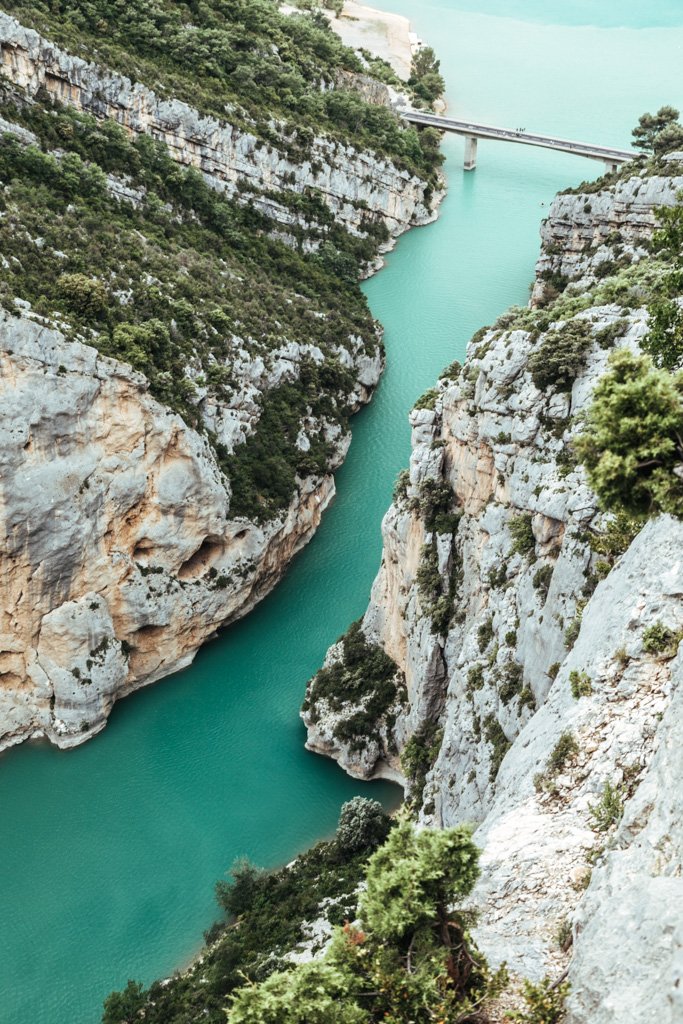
[102,799,392,1024]
[227,820,507,1023]
[506,976,569,1023]
[103,810,507,1024]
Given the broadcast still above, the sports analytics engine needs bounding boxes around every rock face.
[0,11,444,750]
[0,312,353,750]
[0,13,439,245]
[304,167,683,1019]
[532,168,683,305]
[568,630,683,1023]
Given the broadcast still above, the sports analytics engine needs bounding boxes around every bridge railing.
[401,109,638,171]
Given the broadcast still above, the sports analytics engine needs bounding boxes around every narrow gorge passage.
[1,4,682,1024]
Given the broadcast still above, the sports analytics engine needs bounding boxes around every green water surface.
[1,4,682,1022]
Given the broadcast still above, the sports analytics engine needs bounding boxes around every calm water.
[2,4,682,1023]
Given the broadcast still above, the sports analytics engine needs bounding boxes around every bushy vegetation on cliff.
[576,197,683,519]
[103,804,507,1024]
[0,86,383,518]
[4,0,442,180]
[302,620,406,752]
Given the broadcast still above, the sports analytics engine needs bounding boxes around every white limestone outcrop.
[532,169,683,304]
[304,168,683,1017]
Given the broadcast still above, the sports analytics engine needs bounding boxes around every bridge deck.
[402,110,637,164]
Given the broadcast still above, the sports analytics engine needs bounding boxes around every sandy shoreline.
[328,1,415,80]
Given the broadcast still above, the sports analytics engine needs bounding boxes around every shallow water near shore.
[1,4,682,1023]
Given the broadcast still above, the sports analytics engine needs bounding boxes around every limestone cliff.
[0,9,443,751]
[0,12,439,247]
[0,311,365,749]
[303,165,683,1018]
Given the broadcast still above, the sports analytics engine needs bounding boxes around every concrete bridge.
[402,110,638,173]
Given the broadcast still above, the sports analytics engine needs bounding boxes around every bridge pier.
[464,136,478,171]
[604,160,619,174]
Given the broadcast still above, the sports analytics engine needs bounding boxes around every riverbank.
[328,2,415,80]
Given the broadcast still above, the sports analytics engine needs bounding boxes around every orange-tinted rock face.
[0,313,340,750]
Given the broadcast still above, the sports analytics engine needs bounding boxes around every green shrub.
[528,318,593,392]
[575,349,683,518]
[335,797,390,854]
[416,541,442,606]
[533,563,554,601]
[392,469,410,504]
[400,721,443,809]
[418,478,460,534]
[413,387,439,411]
[519,686,536,710]
[509,514,536,557]
[647,294,683,370]
[498,660,523,704]
[588,511,642,563]
[642,620,682,656]
[467,663,485,692]
[57,271,108,318]
[416,537,462,636]
[536,731,580,793]
[488,563,508,589]
[439,358,462,381]
[484,714,511,781]
[507,976,570,1023]
[564,606,584,649]
[217,859,266,919]
[547,731,580,774]
[555,918,573,952]
[594,318,629,350]
[477,616,494,652]
[588,781,623,832]
[408,46,445,105]
[569,670,592,699]
[547,662,561,681]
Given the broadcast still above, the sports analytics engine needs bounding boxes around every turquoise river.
[1,3,682,1022]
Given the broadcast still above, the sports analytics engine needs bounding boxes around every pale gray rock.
[303,168,683,1011]
[0,12,442,247]
[567,630,683,1024]
[532,170,683,304]
[0,310,372,750]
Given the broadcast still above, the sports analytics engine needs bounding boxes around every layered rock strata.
[0,13,439,247]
